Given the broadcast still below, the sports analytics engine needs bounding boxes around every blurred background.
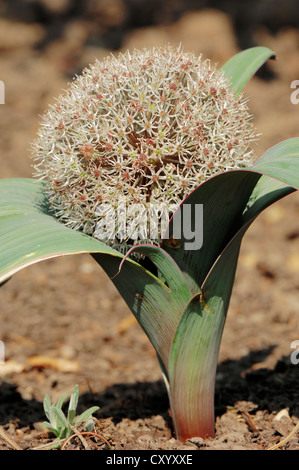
[0,0,299,450]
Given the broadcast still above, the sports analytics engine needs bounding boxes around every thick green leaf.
[167,138,299,440]
[111,243,193,373]
[161,170,261,294]
[241,137,299,227]
[168,235,242,441]
[161,138,299,294]
[56,394,69,411]
[93,251,188,372]
[50,407,72,438]
[1,136,298,440]
[220,46,276,94]
[0,178,191,371]
[0,178,121,284]
[252,137,299,189]
[242,175,294,224]
[74,406,100,425]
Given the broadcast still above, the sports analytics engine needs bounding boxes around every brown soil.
[0,1,299,451]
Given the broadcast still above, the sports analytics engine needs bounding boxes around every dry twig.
[61,430,112,450]
[267,419,299,450]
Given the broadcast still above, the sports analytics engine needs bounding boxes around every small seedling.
[42,385,99,446]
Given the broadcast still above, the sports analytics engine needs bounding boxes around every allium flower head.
[32,45,257,253]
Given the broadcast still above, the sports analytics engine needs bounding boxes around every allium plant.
[0,45,298,442]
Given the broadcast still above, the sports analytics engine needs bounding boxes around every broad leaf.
[67,385,79,424]
[168,235,242,441]
[220,46,276,94]
[119,244,192,303]
[74,406,100,426]
[0,178,190,371]
[93,251,189,371]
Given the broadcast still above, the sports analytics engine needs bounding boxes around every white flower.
[32,45,257,253]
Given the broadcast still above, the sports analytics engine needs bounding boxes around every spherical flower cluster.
[32,45,257,253]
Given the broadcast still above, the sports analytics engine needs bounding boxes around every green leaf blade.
[42,422,60,437]
[43,395,52,421]
[252,137,299,189]
[121,244,192,303]
[167,136,299,440]
[74,406,100,426]
[0,178,122,284]
[161,170,261,294]
[67,385,79,424]
[57,393,69,409]
[0,178,190,373]
[51,407,72,439]
[93,251,187,373]
[168,235,242,441]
